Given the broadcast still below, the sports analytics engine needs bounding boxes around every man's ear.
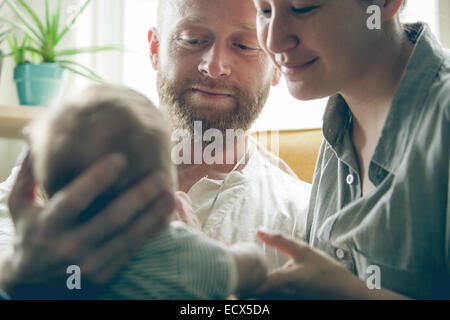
[271,67,281,86]
[148,28,160,70]
[380,0,404,22]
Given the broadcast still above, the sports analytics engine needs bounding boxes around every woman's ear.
[148,28,160,70]
[380,0,404,22]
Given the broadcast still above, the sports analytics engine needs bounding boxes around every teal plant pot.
[14,62,68,107]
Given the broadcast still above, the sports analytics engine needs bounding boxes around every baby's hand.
[173,191,201,230]
[228,243,268,298]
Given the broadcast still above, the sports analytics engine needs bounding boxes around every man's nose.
[198,43,232,79]
[266,14,298,55]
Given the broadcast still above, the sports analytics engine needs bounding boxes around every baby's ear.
[148,28,160,70]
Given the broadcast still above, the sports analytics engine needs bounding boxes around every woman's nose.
[266,15,299,55]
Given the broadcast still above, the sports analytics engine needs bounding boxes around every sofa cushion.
[251,129,323,184]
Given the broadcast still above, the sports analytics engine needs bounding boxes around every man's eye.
[234,43,258,51]
[292,6,318,15]
[180,38,207,46]
[186,39,202,45]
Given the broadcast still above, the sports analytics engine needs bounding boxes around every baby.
[27,84,268,299]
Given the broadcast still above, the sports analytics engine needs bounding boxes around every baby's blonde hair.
[29,84,176,220]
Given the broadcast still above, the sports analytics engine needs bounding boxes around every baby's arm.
[228,243,268,297]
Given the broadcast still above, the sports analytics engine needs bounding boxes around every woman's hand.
[0,152,174,299]
[252,230,407,300]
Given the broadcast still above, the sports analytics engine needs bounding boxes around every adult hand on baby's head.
[173,191,201,231]
[1,152,174,299]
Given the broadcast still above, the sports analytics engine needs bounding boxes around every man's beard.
[157,72,271,135]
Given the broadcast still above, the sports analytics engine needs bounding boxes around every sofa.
[251,128,323,184]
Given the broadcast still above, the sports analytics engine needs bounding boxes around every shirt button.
[336,248,345,260]
[346,174,354,185]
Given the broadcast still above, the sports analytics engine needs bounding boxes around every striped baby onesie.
[99,221,238,299]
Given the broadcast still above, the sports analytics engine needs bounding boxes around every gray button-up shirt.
[306,23,450,299]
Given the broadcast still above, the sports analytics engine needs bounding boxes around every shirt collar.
[322,95,358,171]
[322,23,447,180]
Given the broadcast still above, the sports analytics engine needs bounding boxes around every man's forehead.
[160,0,257,31]
[177,16,256,32]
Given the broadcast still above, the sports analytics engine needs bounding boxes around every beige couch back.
[252,128,323,184]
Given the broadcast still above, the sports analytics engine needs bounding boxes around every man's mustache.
[180,77,241,97]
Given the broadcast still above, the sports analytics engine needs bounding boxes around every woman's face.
[254,0,380,100]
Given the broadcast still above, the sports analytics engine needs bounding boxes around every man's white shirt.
[0,165,19,249]
[188,141,311,271]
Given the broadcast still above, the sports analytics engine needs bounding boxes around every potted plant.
[0,0,10,82]
[0,0,121,106]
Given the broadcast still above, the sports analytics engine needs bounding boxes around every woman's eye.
[292,6,317,15]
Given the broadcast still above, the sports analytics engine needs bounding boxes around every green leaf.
[3,0,44,45]
[45,0,50,31]
[54,45,124,57]
[6,38,17,64]
[0,51,14,59]
[15,0,46,38]
[12,34,18,49]
[22,46,43,56]
[6,35,14,50]
[51,0,63,41]
[59,64,106,83]
[4,33,38,65]
[21,33,27,47]
[0,27,13,44]
[55,0,92,45]
[56,59,104,81]
[0,17,42,47]
[8,34,23,64]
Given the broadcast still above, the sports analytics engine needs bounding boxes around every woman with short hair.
[253,0,450,299]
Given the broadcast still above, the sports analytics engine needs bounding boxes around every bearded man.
[0,0,311,298]
[148,0,311,270]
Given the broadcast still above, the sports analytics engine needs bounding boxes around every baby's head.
[28,84,176,219]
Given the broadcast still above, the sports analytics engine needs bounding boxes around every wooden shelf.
[0,105,44,139]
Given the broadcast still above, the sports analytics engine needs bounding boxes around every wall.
[440,0,450,48]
